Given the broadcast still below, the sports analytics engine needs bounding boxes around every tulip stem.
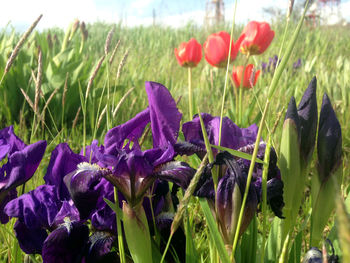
[231,100,270,260]
[238,55,250,126]
[114,188,126,263]
[188,67,193,119]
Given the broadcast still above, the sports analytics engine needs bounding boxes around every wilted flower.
[174,38,202,67]
[203,31,239,68]
[238,21,275,56]
[0,126,47,224]
[232,64,260,89]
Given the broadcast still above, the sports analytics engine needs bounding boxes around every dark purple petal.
[52,201,80,226]
[44,143,88,200]
[63,163,105,220]
[155,212,186,263]
[0,189,17,224]
[42,221,89,263]
[267,178,284,218]
[285,96,300,135]
[145,81,182,148]
[104,108,150,155]
[2,140,46,191]
[143,143,175,167]
[154,161,195,189]
[0,126,26,154]
[317,93,342,181]
[91,204,117,233]
[183,113,247,150]
[174,141,207,157]
[104,150,156,205]
[4,185,60,229]
[13,220,48,254]
[298,77,318,164]
[86,231,116,263]
[194,166,215,200]
[0,142,10,161]
[240,124,258,145]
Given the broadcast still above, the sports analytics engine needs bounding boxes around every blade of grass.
[199,198,231,263]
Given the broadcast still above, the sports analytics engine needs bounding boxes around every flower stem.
[260,136,272,263]
[231,100,270,259]
[238,55,250,126]
[188,67,193,119]
[114,188,126,263]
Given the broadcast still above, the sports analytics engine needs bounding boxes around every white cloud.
[0,0,121,30]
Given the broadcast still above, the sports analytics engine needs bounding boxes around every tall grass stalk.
[218,0,238,147]
[231,2,309,259]
[238,55,250,125]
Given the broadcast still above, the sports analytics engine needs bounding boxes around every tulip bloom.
[203,31,239,68]
[232,64,260,89]
[174,38,202,67]
[238,21,275,56]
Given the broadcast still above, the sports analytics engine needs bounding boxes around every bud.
[297,76,318,166]
[311,93,342,246]
[317,93,342,181]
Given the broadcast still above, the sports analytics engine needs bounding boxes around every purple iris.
[261,55,302,73]
[5,143,115,262]
[177,113,284,243]
[0,126,47,224]
[69,81,195,208]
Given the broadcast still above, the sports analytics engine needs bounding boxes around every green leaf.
[104,198,123,220]
[199,198,230,263]
[265,217,283,263]
[288,231,302,263]
[210,144,265,164]
[185,210,198,263]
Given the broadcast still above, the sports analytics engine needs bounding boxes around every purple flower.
[85,82,195,207]
[4,185,79,254]
[0,126,47,224]
[42,220,89,263]
[181,114,284,224]
[179,113,257,158]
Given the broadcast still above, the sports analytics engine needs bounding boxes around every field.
[0,8,349,263]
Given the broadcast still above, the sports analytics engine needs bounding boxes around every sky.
[1,0,350,30]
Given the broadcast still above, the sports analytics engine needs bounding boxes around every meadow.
[0,6,349,263]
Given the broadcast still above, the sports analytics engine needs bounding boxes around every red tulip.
[232,64,260,89]
[238,21,275,56]
[203,31,239,68]
[174,38,202,67]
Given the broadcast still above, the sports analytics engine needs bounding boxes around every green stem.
[238,55,250,126]
[114,188,126,263]
[160,233,173,263]
[260,136,272,263]
[218,0,237,147]
[188,67,193,119]
[231,100,270,259]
